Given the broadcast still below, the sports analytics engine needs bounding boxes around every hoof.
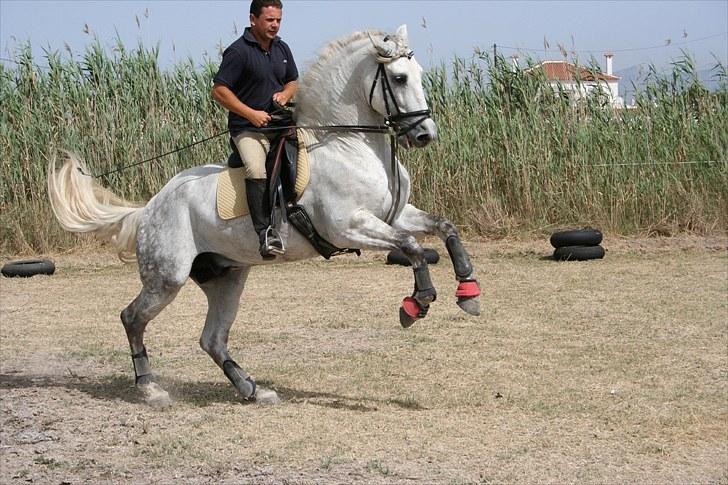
[400,296,429,328]
[223,360,256,400]
[255,387,281,405]
[399,306,417,328]
[139,382,173,408]
[455,280,480,316]
[457,296,480,316]
[238,376,257,401]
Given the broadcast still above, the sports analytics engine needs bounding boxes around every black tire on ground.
[1,259,56,278]
[550,228,603,248]
[553,245,605,261]
[386,248,440,266]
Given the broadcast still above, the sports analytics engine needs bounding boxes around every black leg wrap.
[223,359,256,400]
[131,347,152,385]
[413,266,437,305]
[413,265,433,292]
[131,348,148,360]
[446,236,473,280]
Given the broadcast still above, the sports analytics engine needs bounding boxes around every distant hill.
[616,64,724,103]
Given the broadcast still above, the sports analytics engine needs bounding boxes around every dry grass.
[1,237,726,484]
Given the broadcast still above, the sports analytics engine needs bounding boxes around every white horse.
[48,25,480,405]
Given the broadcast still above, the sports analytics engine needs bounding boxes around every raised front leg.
[334,210,437,327]
[444,234,481,315]
[399,243,438,328]
[392,204,481,316]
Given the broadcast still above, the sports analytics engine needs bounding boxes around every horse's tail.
[47,152,144,263]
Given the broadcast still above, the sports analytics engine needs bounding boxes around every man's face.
[250,6,282,42]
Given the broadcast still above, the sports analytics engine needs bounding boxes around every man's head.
[249,0,283,44]
[250,0,282,16]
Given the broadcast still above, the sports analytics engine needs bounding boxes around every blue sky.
[1,0,726,73]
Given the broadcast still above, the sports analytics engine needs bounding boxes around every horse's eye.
[393,74,408,85]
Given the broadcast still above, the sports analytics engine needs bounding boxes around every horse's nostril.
[416,133,432,144]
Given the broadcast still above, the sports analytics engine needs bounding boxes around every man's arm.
[211,83,271,128]
[272,80,298,106]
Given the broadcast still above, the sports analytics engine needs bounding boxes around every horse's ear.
[368,32,395,59]
[395,24,409,43]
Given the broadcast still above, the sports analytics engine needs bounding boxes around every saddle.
[217,128,311,220]
[217,128,359,259]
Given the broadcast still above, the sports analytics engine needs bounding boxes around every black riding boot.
[245,178,284,259]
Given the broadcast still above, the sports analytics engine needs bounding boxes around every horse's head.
[367,25,437,149]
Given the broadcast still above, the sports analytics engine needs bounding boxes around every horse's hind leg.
[196,267,276,403]
[121,282,181,406]
[393,204,481,317]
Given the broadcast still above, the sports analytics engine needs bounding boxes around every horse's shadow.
[0,372,426,412]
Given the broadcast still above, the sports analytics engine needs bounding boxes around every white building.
[524,54,624,107]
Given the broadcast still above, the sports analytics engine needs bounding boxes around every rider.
[212,0,298,259]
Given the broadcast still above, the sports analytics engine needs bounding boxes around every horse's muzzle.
[407,119,437,148]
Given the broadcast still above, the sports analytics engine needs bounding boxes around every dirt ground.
[1,236,727,484]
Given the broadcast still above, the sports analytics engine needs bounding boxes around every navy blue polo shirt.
[213,27,298,135]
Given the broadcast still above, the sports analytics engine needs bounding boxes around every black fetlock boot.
[245,178,285,259]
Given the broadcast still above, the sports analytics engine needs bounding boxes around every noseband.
[368,53,432,137]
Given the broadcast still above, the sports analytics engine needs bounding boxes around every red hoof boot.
[456,280,480,298]
[399,296,429,328]
[455,280,481,316]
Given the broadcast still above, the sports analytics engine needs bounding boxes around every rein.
[79,102,402,180]
[77,123,395,180]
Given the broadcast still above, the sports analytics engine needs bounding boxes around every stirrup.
[259,227,285,259]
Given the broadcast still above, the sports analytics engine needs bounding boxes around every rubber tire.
[1,259,56,278]
[553,245,605,261]
[386,248,440,266]
[550,229,603,248]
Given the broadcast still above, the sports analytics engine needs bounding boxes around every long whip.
[77,123,396,180]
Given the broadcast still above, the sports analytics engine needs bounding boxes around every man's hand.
[248,109,272,128]
[212,83,273,128]
[272,91,290,106]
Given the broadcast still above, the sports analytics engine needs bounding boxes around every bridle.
[367,49,432,137]
[367,47,432,223]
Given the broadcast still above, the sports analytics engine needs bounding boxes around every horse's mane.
[297,27,413,125]
[300,30,383,91]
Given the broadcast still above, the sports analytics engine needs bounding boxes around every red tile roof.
[525,60,620,81]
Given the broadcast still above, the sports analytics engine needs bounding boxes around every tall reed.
[1,41,228,253]
[1,42,726,254]
[406,52,727,236]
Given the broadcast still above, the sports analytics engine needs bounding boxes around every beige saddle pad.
[217,129,311,220]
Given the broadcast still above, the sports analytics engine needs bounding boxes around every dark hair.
[250,0,283,16]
